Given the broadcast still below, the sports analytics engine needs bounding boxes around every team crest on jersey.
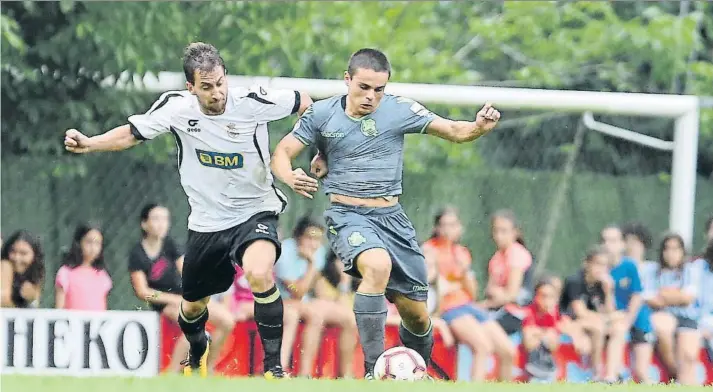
[360,119,378,137]
[226,123,239,138]
[348,231,366,247]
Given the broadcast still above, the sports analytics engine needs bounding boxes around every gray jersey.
[128,86,300,232]
[291,95,435,198]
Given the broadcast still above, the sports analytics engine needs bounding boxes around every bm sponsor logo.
[196,149,244,169]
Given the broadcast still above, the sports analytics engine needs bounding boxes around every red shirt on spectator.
[522,303,561,330]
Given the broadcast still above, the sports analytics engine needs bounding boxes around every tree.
[2,1,711,177]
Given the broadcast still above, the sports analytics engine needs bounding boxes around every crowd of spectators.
[2,204,712,384]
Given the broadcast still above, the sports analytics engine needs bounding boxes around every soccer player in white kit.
[64,42,312,378]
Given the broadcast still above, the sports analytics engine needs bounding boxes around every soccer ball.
[373,346,427,381]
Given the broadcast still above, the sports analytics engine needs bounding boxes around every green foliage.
[1,1,711,176]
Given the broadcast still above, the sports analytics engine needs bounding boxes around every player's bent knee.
[242,240,278,290]
[181,299,208,318]
[242,240,278,268]
[356,248,392,288]
[403,311,430,331]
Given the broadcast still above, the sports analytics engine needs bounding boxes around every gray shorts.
[323,203,428,302]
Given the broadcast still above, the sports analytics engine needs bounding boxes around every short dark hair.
[292,216,325,239]
[622,222,653,249]
[182,42,226,84]
[347,48,391,77]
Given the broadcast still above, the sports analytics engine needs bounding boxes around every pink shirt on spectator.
[488,242,532,288]
[55,265,112,311]
[487,242,532,314]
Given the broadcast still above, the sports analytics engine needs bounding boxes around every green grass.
[0,376,710,392]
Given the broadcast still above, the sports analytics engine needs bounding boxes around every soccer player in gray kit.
[272,48,500,379]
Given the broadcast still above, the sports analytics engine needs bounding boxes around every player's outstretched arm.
[425,102,501,143]
[271,133,319,199]
[64,124,140,154]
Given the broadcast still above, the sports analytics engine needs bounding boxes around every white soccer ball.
[373,346,427,381]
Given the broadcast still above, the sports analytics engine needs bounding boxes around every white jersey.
[128,86,300,232]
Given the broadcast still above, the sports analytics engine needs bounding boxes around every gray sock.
[399,319,433,366]
[353,292,387,374]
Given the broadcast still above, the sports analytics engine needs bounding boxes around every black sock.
[353,292,387,374]
[399,319,433,366]
[178,304,209,357]
[253,285,284,370]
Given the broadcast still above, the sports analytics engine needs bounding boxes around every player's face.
[344,68,389,116]
[662,238,684,268]
[601,228,624,262]
[142,206,170,239]
[707,221,713,242]
[624,234,645,261]
[80,229,103,264]
[438,212,463,242]
[491,217,517,250]
[187,66,228,115]
[9,239,35,274]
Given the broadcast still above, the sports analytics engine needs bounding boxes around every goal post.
[122,72,700,247]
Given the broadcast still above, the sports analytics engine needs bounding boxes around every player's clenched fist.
[64,129,90,153]
[475,102,501,132]
[289,168,319,199]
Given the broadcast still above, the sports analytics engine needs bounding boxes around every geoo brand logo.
[196,149,244,169]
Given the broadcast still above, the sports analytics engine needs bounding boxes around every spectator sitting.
[600,225,654,383]
[55,224,112,311]
[697,239,713,358]
[647,233,702,386]
[275,217,356,378]
[315,250,353,309]
[422,207,488,381]
[559,245,616,381]
[128,203,235,374]
[523,277,561,382]
[1,230,45,308]
[478,210,533,381]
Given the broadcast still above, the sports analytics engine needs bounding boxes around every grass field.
[1,375,710,392]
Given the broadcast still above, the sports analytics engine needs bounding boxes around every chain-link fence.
[2,110,712,310]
